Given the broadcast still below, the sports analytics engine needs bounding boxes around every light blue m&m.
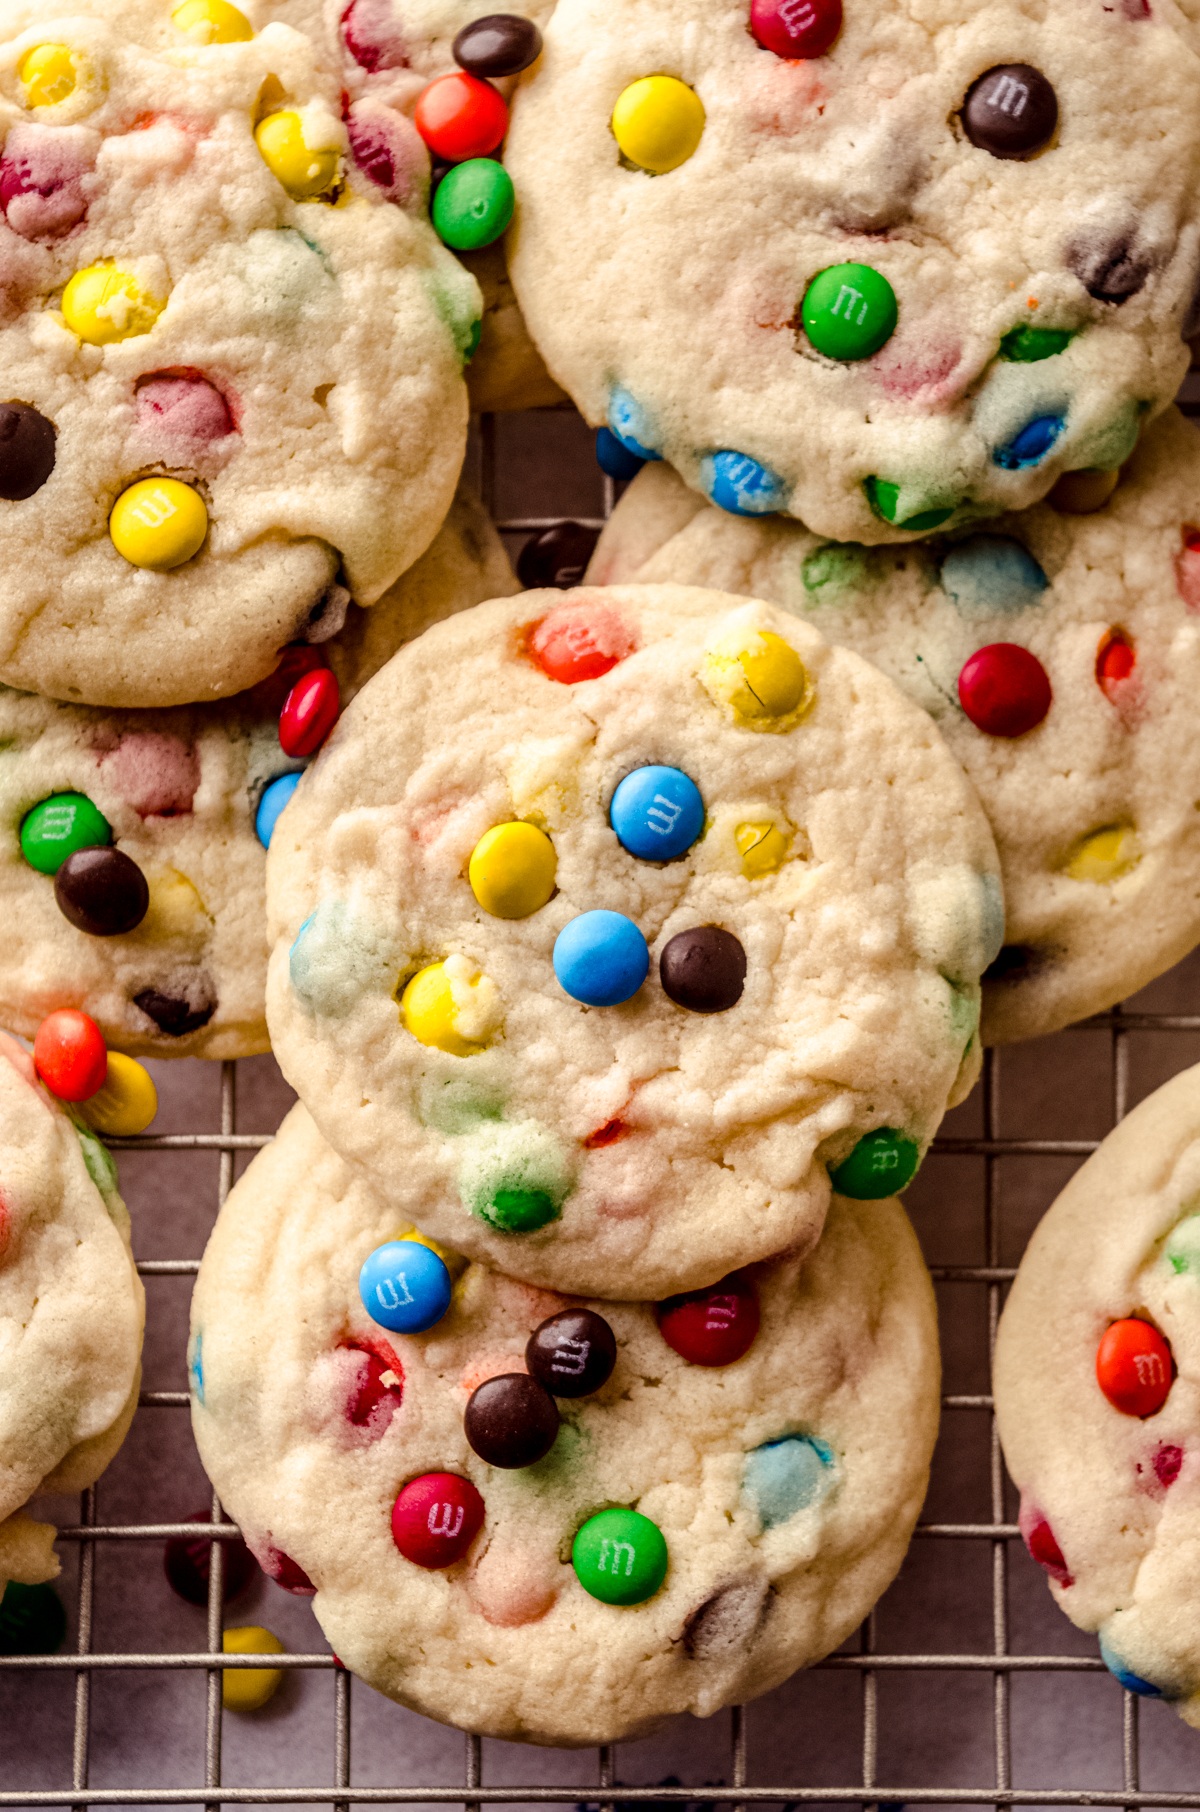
[940,536,1048,616]
[255,772,302,849]
[553,910,649,1006]
[607,387,661,463]
[359,1240,452,1334]
[701,450,789,518]
[743,1435,834,1529]
[610,765,704,862]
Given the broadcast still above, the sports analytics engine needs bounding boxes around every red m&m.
[391,1472,485,1568]
[657,1272,760,1366]
[527,601,637,683]
[414,73,507,162]
[957,642,1051,737]
[1096,628,1135,700]
[248,644,328,719]
[1018,1500,1072,1586]
[1096,1318,1173,1418]
[750,0,842,59]
[34,1009,107,1102]
[280,668,339,758]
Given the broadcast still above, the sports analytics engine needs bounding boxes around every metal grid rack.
[6,405,1200,1812]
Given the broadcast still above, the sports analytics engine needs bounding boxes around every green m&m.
[801,262,897,361]
[572,1506,667,1605]
[20,792,112,874]
[862,478,956,533]
[830,1128,921,1200]
[998,324,1073,363]
[0,1581,67,1656]
[486,1186,559,1232]
[433,158,515,251]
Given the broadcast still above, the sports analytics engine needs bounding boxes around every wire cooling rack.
[7,401,1200,1812]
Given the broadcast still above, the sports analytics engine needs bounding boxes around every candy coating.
[744,1436,833,1529]
[801,263,898,362]
[469,823,557,919]
[33,1009,108,1102]
[109,481,207,572]
[0,406,56,502]
[415,73,508,162]
[831,1129,920,1199]
[553,910,649,1006]
[55,847,150,937]
[464,1372,560,1468]
[21,794,111,875]
[611,77,704,175]
[171,0,253,42]
[255,112,340,201]
[659,926,746,1013]
[391,1472,485,1568]
[256,774,303,851]
[572,1507,668,1604]
[359,1240,452,1333]
[221,1626,284,1711]
[433,159,514,250]
[20,45,80,110]
[78,1052,158,1137]
[62,266,164,346]
[609,766,704,861]
[1096,1319,1173,1418]
[962,64,1057,160]
[526,1309,616,1397]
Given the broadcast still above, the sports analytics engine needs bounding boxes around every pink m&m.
[657,1272,760,1366]
[750,0,842,59]
[280,668,339,758]
[392,1473,485,1568]
[958,642,1051,737]
[527,601,637,684]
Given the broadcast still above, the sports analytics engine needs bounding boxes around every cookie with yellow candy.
[265,582,1001,1301]
[585,406,1200,1044]
[0,485,515,1059]
[0,0,479,707]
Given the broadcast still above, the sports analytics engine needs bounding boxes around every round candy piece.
[750,0,843,60]
[34,1008,107,1101]
[484,1186,560,1232]
[452,14,543,76]
[528,601,636,683]
[401,961,495,1056]
[1047,468,1119,515]
[249,644,329,718]
[464,1371,560,1468]
[704,450,789,518]
[526,1308,617,1397]
[735,820,790,878]
[172,0,253,41]
[660,926,747,1013]
[958,643,1052,738]
[222,1626,285,1711]
[704,629,808,722]
[998,325,1073,363]
[612,76,705,175]
[1096,630,1135,699]
[255,112,340,200]
[610,765,704,861]
[280,668,339,759]
[256,772,302,849]
[553,910,649,1006]
[62,265,165,346]
[0,1582,66,1656]
[414,73,508,162]
[432,157,515,251]
[19,45,78,109]
[1096,1318,1173,1418]
[469,822,557,919]
[802,263,898,361]
[20,792,111,875]
[392,1472,485,1567]
[595,428,646,482]
[55,846,150,936]
[572,1506,668,1605]
[0,403,56,501]
[164,1513,258,1606]
[517,521,600,590]
[994,413,1064,471]
[657,1273,760,1366]
[79,1051,158,1136]
[863,479,956,532]
[830,1128,920,1198]
[110,480,207,571]
[1065,823,1140,884]
[359,1239,453,1333]
[962,64,1058,159]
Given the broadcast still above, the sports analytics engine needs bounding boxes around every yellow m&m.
[79,1052,158,1137]
[222,1626,285,1712]
[702,629,811,728]
[19,44,80,109]
[401,958,499,1056]
[172,0,253,43]
[110,480,208,571]
[612,76,705,175]
[469,822,556,919]
[1064,823,1141,884]
[255,111,340,200]
[62,264,166,346]
[735,820,790,879]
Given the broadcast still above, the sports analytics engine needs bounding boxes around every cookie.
[503,0,1200,546]
[586,408,1200,1044]
[0,485,516,1060]
[992,1061,1200,1721]
[265,582,1001,1300]
[0,0,479,707]
[0,1031,143,1600]
[189,1100,939,1745]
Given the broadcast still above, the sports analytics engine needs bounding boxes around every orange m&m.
[1096,1317,1173,1418]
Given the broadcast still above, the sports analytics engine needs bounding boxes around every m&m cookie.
[190,1101,939,1745]
[587,409,1200,1043]
[504,0,1200,545]
[0,0,478,706]
[995,1062,1200,1722]
[265,584,1001,1299]
[0,1030,143,1601]
[0,486,515,1058]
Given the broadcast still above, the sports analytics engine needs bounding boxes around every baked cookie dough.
[0,485,515,1060]
[504,0,1200,546]
[265,583,1001,1300]
[993,1061,1200,1723]
[0,1031,142,1600]
[587,408,1200,1044]
[0,0,478,706]
[190,1101,940,1745]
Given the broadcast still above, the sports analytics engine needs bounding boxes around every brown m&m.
[660,927,746,1013]
[526,1309,616,1398]
[452,14,543,77]
[0,403,55,500]
[464,1372,560,1468]
[55,846,149,935]
[962,65,1057,160]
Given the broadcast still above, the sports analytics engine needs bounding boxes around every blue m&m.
[994,413,1064,470]
[255,773,302,849]
[359,1240,452,1333]
[554,910,649,1006]
[610,766,704,861]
